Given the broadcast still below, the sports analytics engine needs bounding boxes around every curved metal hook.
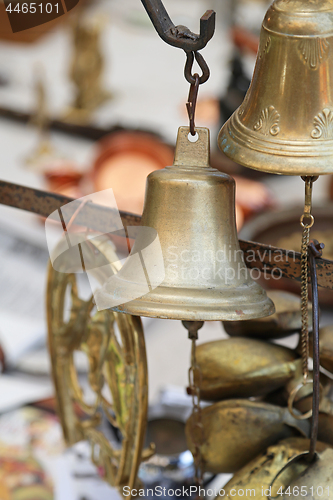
[184,51,210,85]
[141,0,215,52]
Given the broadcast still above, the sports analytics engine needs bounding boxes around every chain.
[184,50,210,136]
[183,321,204,498]
[300,223,310,381]
[299,176,318,383]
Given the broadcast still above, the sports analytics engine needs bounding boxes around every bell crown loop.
[174,127,210,169]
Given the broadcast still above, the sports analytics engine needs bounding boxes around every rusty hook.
[184,50,210,85]
[140,0,215,52]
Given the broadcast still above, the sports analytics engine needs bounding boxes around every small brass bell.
[185,400,310,474]
[96,127,274,321]
[218,0,333,175]
[196,337,299,400]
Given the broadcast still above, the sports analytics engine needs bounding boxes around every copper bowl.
[92,131,174,216]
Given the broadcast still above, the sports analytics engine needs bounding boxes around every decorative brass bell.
[218,0,333,175]
[96,127,274,321]
[185,400,310,474]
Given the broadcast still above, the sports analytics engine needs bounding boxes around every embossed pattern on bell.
[218,0,333,175]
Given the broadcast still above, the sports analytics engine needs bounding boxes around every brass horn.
[218,0,333,175]
[95,127,274,321]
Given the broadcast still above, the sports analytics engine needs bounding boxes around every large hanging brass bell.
[218,0,333,175]
[95,127,274,321]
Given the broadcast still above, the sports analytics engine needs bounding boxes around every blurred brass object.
[196,337,298,401]
[223,291,312,339]
[279,229,333,262]
[25,67,57,171]
[47,235,153,499]
[309,325,333,373]
[185,400,310,474]
[278,448,333,499]
[317,411,333,446]
[65,16,111,123]
[285,361,331,419]
[218,0,333,175]
[96,127,274,321]
[267,360,332,415]
[215,438,331,500]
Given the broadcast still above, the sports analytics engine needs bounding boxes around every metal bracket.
[140,0,215,52]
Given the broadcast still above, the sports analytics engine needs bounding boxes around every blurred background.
[0,0,332,499]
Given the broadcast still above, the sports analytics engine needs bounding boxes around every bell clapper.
[183,320,205,497]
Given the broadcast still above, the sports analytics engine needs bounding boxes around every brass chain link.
[288,176,318,419]
[300,222,311,382]
[183,321,204,498]
[299,176,317,382]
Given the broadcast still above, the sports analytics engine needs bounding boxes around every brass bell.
[218,0,333,175]
[277,448,333,500]
[185,399,310,473]
[95,127,274,321]
[196,337,299,400]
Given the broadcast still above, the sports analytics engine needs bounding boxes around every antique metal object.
[183,321,204,493]
[223,290,312,339]
[215,438,331,500]
[218,0,333,175]
[196,337,299,401]
[25,67,55,170]
[267,360,331,416]
[47,234,153,499]
[65,15,110,123]
[140,0,215,52]
[271,448,333,499]
[95,127,274,321]
[185,400,310,474]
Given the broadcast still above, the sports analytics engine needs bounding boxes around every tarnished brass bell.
[218,0,333,175]
[276,448,333,500]
[185,400,310,473]
[96,127,274,321]
[196,337,299,401]
[215,438,331,500]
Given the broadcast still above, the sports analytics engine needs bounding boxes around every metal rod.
[308,240,324,462]
[1,180,333,289]
[140,0,215,51]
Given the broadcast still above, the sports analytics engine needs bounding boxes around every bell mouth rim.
[110,299,275,321]
[98,282,275,321]
[218,110,333,176]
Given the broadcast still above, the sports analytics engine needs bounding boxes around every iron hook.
[140,0,215,52]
